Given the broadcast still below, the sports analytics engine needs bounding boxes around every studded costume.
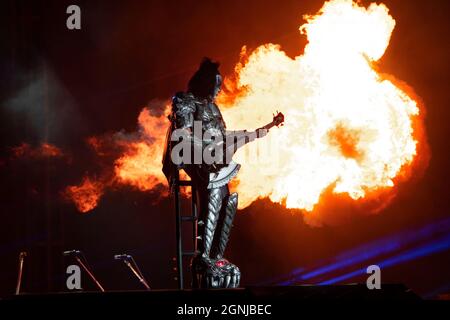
[163,59,241,288]
[163,58,283,288]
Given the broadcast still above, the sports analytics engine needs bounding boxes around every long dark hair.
[187,57,220,99]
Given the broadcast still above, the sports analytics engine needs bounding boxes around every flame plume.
[65,0,428,220]
[64,176,105,213]
[219,0,426,214]
[64,107,170,211]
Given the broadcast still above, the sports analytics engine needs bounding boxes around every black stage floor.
[3,285,446,318]
[2,284,421,302]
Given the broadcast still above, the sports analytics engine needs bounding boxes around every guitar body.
[205,111,284,189]
[208,160,241,189]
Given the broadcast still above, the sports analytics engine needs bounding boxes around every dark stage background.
[1,0,449,298]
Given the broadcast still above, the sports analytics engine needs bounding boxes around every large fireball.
[65,0,427,220]
[220,0,424,212]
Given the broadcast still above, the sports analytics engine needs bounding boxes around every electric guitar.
[205,111,285,188]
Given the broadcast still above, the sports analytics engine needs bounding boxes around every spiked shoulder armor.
[172,92,197,129]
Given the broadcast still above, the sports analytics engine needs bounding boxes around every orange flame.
[64,107,171,212]
[113,108,169,191]
[65,0,428,218]
[64,176,105,213]
[219,0,427,212]
[12,142,64,159]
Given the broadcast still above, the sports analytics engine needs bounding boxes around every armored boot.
[214,192,238,260]
[191,187,222,288]
[211,192,240,288]
[191,187,240,288]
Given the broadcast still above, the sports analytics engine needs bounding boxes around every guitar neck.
[221,118,281,163]
[260,121,276,131]
[226,121,272,145]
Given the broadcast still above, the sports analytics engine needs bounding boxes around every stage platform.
[3,285,442,318]
[2,284,421,302]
